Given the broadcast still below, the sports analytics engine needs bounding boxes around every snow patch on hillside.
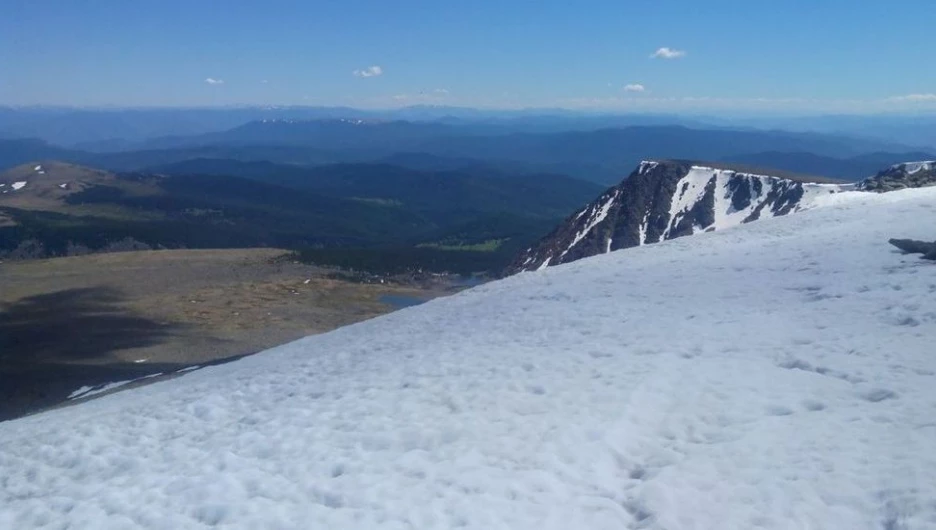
[638,209,650,245]
[561,189,619,258]
[638,160,659,174]
[662,166,845,239]
[67,381,132,400]
[1,187,935,529]
[895,161,934,174]
[661,166,712,240]
[67,373,166,401]
[11,181,26,191]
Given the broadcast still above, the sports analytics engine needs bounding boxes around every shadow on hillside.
[0,287,186,421]
[0,287,174,362]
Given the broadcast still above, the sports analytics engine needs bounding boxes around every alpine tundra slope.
[1,186,935,529]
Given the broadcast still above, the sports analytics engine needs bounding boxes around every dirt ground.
[0,249,453,420]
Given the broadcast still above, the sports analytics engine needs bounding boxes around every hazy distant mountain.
[0,139,348,173]
[125,122,925,184]
[0,107,377,147]
[5,105,933,154]
[139,119,481,151]
[726,114,936,150]
[408,125,915,183]
[148,159,604,222]
[0,138,88,169]
[0,106,718,147]
[719,151,936,181]
[0,121,926,185]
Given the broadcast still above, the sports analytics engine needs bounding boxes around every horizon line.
[2,103,936,119]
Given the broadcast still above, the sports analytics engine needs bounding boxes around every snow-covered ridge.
[2,186,934,529]
[859,159,936,192]
[507,160,849,274]
[892,160,934,174]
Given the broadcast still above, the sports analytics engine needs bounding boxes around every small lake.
[379,294,427,309]
[451,275,487,288]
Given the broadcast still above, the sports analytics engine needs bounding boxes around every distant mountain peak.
[253,118,385,126]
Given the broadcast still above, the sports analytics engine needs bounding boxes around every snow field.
[1,187,935,529]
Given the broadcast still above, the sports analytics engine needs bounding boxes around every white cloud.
[623,83,646,93]
[888,93,936,102]
[650,47,686,59]
[433,88,449,95]
[353,65,383,78]
[260,79,269,84]
[204,77,224,85]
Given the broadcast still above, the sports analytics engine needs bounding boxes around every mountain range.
[4,110,936,274]
[5,106,936,149]
[2,118,933,185]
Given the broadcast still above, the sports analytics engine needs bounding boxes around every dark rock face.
[859,162,936,193]
[506,160,842,274]
[889,238,936,260]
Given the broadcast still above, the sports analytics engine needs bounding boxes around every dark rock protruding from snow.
[506,160,844,274]
[889,238,936,260]
[859,161,936,192]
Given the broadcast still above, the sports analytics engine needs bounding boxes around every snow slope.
[2,188,936,529]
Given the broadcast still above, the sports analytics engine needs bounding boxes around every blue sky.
[2,0,935,113]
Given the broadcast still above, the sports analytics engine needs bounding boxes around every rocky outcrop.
[506,160,844,274]
[858,161,936,192]
[889,238,936,260]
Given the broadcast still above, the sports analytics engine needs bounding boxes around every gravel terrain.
[0,249,450,420]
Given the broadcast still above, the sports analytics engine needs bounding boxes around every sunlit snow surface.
[2,188,936,529]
